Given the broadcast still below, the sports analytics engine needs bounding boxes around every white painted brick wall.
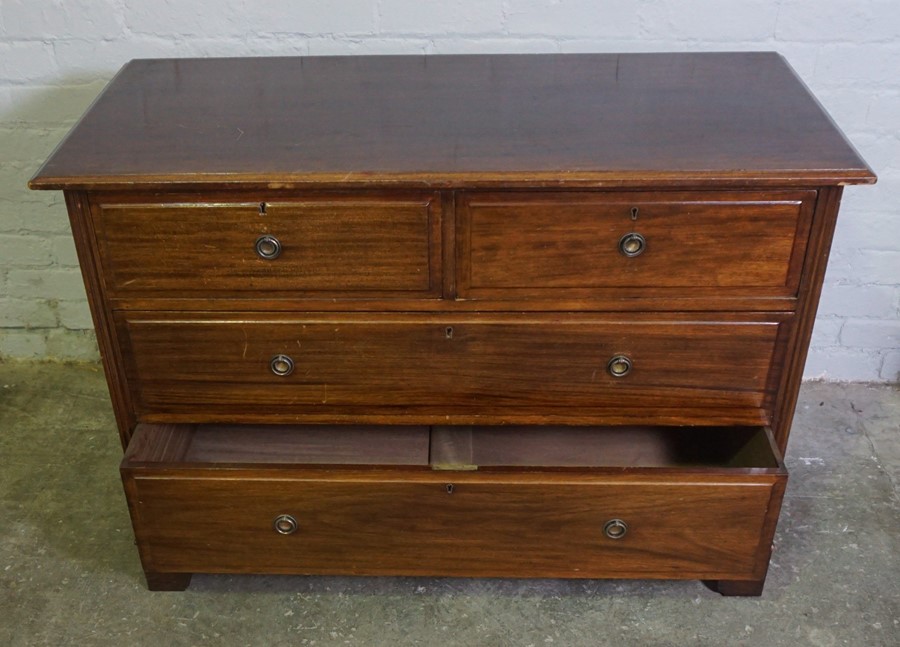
[0,0,896,381]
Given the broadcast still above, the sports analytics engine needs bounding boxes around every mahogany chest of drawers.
[30,53,875,595]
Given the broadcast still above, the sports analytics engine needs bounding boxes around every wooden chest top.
[29,52,875,191]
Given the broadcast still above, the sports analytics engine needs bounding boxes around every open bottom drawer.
[121,424,787,590]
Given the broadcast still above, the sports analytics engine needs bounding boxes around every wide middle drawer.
[117,313,789,422]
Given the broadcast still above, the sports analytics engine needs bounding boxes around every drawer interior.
[122,423,786,580]
[124,423,783,472]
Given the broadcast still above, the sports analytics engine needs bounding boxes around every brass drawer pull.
[618,232,646,257]
[270,354,295,376]
[273,514,298,535]
[607,355,632,378]
[603,519,628,540]
[255,234,282,259]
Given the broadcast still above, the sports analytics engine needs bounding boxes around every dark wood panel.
[63,191,136,448]
[93,194,440,297]
[117,313,786,417]
[458,191,814,299]
[106,294,800,313]
[430,425,781,470]
[137,406,771,428]
[124,471,778,579]
[771,186,845,453]
[123,423,193,463]
[126,422,783,470]
[31,52,875,595]
[30,54,874,191]
[125,422,431,466]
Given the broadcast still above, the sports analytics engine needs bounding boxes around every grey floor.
[1,362,897,647]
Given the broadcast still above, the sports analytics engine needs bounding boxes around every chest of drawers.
[30,53,875,595]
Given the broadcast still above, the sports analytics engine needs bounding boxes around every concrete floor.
[0,361,897,647]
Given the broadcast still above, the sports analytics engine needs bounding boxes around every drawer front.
[119,313,787,419]
[93,194,441,298]
[458,190,815,301]
[124,471,781,579]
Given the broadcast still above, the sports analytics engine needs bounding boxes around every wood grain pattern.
[93,193,441,298]
[458,190,815,300]
[136,407,771,428]
[752,465,788,583]
[116,312,788,419]
[770,186,845,453]
[128,422,781,470]
[121,421,785,585]
[29,54,875,191]
[105,292,802,314]
[63,191,136,448]
[185,425,429,466]
[34,53,874,594]
[122,470,781,579]
[429,425,781,470]
[122,423,193,464]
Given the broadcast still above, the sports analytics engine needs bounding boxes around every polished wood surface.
[125,423,432,466]
[128,422,782,470]
[123,474,779,579]
[30,53,874,191]
[122,418,784,583]
[104,287,804,314]
[117,313,786,418]
[32,53,874,594]
[770,186,846,452]
[122,423,785,586]
[63,191,136,448]
[94,193,441,298]
[429,425,781,470]
[133,407,771,429]
[459,190,814,299]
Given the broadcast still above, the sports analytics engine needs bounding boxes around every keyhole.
[445,326,454,339]
[446,483,454,494]
[630,206,639,221]
[259,202,267,216]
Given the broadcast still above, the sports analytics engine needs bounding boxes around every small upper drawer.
[457,191,815,303]
[92,193,441,299]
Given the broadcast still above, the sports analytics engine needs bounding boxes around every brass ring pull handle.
[618,232,646,257]
[607,355,633,378]
[603,518,628,540]
[270,354,294,376]
[273,514,298,535]
[255,234,282,259]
